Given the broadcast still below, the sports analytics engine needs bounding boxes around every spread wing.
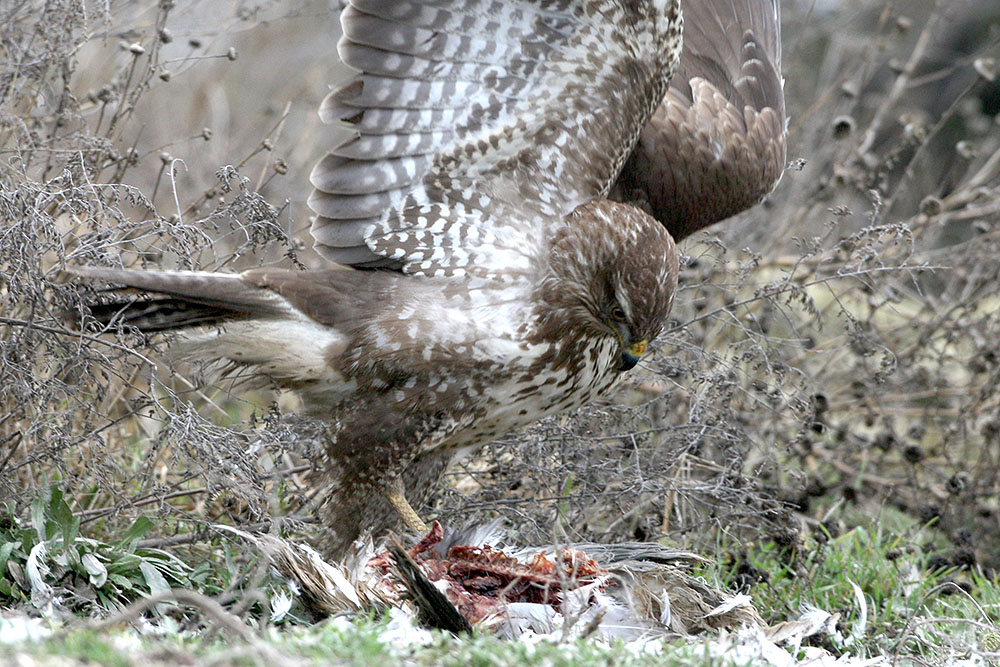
[612,0,786,240]
[309,0,682,279]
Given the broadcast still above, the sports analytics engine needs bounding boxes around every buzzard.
[74,0,785,558]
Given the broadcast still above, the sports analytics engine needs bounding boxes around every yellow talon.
[386,480,428,534]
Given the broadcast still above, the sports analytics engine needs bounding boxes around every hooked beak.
[618,339,648,371]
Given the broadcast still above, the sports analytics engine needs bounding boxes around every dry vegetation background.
[1,0,999,610]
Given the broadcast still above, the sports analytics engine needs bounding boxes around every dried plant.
[1,0,998,617]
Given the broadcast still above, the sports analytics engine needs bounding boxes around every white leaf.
[82,553,108,588]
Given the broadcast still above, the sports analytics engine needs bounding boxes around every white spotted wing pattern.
[309,0,683,281]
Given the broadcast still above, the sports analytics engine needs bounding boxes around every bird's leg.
[386,477,428,534]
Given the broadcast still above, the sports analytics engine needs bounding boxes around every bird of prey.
[73,0,785,559]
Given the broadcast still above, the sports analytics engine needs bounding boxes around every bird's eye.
[610,305,627,322]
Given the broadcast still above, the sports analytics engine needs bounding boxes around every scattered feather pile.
[242,521,761,638]
[237,523,890,663]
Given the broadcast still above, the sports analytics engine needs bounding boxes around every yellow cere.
[629,340,648,357]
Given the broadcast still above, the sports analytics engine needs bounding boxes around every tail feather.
[84,297,244,332]
[65,265,353,401]
[66,266,292,333]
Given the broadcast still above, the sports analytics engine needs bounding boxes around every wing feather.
[310,154,430,196]
[612,0,786,240]
[310,0,682,275]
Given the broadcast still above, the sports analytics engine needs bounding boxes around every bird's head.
[533,200,679,371]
